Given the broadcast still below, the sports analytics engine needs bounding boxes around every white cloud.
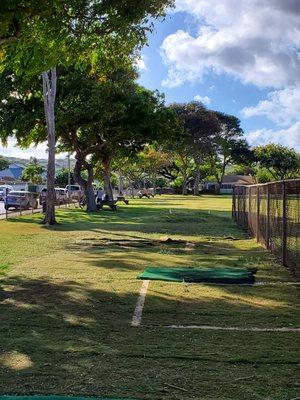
[162,0,300,88]
[135,56,147,71]
[242,87,300,127]
[246,122,300,151]
[194,94,210,105]
[0,138,67,160]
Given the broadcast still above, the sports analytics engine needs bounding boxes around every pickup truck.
[65,184,84,202]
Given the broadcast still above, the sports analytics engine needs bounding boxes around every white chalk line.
[141,324,300,333]
[186,281,300,287]
[131,280,149,327]
[131,280,299,332]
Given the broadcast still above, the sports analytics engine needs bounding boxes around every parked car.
[39,187,68,205]
[56,188,68,204]
[4,191,38,210]
[65,184,84,202]
[0,185,13,200]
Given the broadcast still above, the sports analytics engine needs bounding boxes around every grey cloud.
[271,0,300,15]
[217,47,255,69]
[162,0,300,88]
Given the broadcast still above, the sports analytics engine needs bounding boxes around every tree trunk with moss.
[74,157,97,212]
[102,155,114,201]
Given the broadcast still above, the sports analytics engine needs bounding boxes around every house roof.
[222,175,255,185]
[10,163,25,169]
[0,169,16,180]
[0,164,25,180]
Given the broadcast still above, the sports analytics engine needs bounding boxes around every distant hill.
[3,156,75,170]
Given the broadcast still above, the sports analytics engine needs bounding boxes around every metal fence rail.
[232,179,300,278]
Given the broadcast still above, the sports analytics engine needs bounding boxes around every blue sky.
[138,0,300,151]
[138,12,273,133]
[1,0,299,159]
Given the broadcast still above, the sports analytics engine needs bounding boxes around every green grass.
[0,195,299,400]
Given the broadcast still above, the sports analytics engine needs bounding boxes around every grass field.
[0,195,299,400]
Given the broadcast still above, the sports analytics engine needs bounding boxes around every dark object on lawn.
[83,237,193,248]
[159,238,186,244]
[91,239,155,247]
[138,267,257,284]
[138,189,155,198]
[97,201,117,211]
[96,195,117,211]
[117,195,129,205]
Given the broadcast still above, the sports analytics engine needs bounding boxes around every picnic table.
[96,195,129,211]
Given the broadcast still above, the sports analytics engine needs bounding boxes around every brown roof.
[222,175,255,185]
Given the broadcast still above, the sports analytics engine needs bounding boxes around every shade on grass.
[138,267,256,284]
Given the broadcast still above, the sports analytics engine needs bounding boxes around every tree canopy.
[0,0,174,222]
[21,157,44,184]
[253,144,300,181]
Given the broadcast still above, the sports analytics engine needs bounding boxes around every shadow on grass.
[0,276,298,396]
[7,205,246,240]
[1,196,298,399]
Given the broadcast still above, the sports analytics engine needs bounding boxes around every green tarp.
[138,267,256,284]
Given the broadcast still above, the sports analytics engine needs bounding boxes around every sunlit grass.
[0,195,299,400]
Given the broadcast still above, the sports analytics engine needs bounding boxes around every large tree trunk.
[74,157,97,212]
[42,68,57,225]
[102,155,114,201]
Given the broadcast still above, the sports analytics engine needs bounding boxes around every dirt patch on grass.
[77,237,195,249]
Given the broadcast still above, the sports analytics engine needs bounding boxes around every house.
[205,175,256,194]
[0,163,25,182]
[220,175,256,194]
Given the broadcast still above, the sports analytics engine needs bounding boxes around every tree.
[21,157,44,184]
[55,67,178,209]
[0,156,9,171]
[253,144,300,180]
[0,0,174,223]
[55,168,74,187]
[162,138,194,195]
[90,85,178,202]
[114,155,145,197]
[209,112,251,192]
[171,101,220,195]
[133,146,170,195]
[0,67,175,212]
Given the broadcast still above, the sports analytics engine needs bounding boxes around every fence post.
[282,181,287,265]
[256,186,260,242]
[266,184,270,249]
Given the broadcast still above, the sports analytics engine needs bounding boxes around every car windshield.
[67,185,80,190]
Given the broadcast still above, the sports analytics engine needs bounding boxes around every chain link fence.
[232,179,300,278]
[0,194,81,220]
